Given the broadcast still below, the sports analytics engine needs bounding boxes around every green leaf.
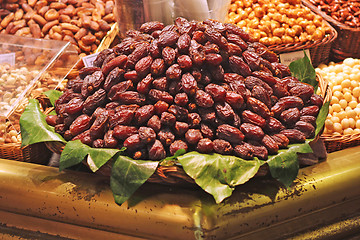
[43,90,63,106]
[267,141,312,188]
[110,156,159,205]
[315,100,330,137]
[178,152,263,203]
[20,99,65,147]
[289,52,317,89]
[160,148,186,166]
[59,140,120,171]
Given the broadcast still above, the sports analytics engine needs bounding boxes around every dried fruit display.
[48,17,324,161]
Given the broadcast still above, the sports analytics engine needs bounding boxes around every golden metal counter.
[0,146,359,239]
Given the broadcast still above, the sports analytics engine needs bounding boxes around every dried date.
[169,140,188,156]
[240,123,265,141]
[280,129,306,143]
[216,124,244,144]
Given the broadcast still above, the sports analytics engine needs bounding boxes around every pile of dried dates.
[47,17,323,161]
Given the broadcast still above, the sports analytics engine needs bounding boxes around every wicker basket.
[302,0,360,62]
[267,18,337,67]
[0,142,52,164]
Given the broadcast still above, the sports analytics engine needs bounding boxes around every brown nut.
[49,2,67,10]
[81,34,96,45]
[21,3,33,13]
[78,40,92,52]
[38,6,50,16]
[32,13,47,26]
[29,21,42,38]
[1,12,14,28]
[44,9,59,21]
[42,19,59,33]
[98,19,111,31]
[89,21,100,31]
[14,8,24,21]
[59,14,71,23]
[74,27,88,41]
[60,22,80,32]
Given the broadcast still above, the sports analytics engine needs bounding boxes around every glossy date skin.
[54,17,322,161]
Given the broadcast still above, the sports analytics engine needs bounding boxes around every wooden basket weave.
[302,0,360,62]
[0,142,52,164]
[267,17,337,67]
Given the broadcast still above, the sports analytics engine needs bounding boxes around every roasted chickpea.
[282,35,294,44]
[312,29,324,40]
[273,27,285,37]
[272,36,282,44]
[305,24,316,35]
[259,37,270,45]
[254,6,265,18]
[285,28,296,37]
[292,25,302,35]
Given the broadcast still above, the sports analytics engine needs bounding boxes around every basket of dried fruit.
[20,18,330,204]
[302,0,360,62]
[226,0,337,67]
[317,58,360,152]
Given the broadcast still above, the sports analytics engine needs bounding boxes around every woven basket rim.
[267,14,337,53]
[302,0,360,32]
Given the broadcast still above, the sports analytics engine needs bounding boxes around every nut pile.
[0,64,39,116]
[316,58,360,135]
[226,0,332,45]
[0,64,66,144]
[309,0,360,28]
[0,0,116,55]
[48,18,323,161]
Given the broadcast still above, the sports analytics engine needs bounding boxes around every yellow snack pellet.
[353,87,360,98]
[345,106,352,112]
[347,109,357,118]
[337,111,347,120]
[341,79,351,89]
[349,118,356,128]
[355,107,360,116]
[339,99,348,109]
[351,80,359,88]
[333,91,343,99]
[332,85,342,92]
[332,103,342,112]
[349,100,358,109]
[343,128,354,135]
[331,116,340,123]
[353,128,360,134]
[325,119,334,129]
[330,96,339,104]
[328,105,333,114]
[333,122,343,133]
[341,118,350,129]
[356,119,360,129]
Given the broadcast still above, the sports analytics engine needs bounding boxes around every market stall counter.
[0,145,359,239]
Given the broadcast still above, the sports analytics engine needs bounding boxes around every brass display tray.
[0,146,359,239]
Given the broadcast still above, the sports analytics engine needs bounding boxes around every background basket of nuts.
[226,0,338,67]
[318,58,360,152]
[0,0,117,57]
[302,0,360,62]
